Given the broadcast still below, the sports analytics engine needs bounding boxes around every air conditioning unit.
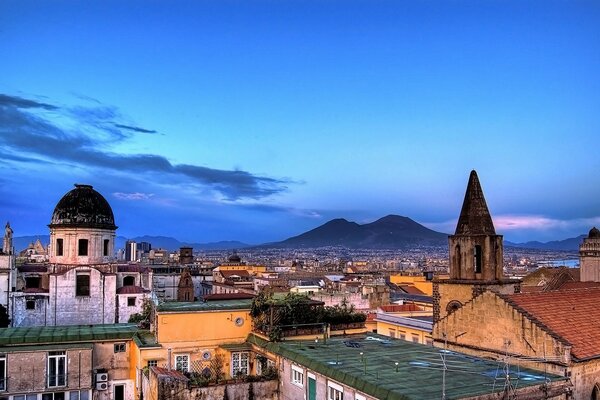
[96,382,109,391]
[96,372,108,382]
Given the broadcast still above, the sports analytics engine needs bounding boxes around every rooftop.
[248,333,565,400]
[156,298,253,313]
[505,287,600,360]
[0,324,138,346]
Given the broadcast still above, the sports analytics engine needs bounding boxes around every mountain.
[264,215,449,249]
[14,235,50,252]
[505,235,586,252]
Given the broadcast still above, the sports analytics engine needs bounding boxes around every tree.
[128,298,153,328]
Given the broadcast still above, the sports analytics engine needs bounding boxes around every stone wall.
[5,347,92,394]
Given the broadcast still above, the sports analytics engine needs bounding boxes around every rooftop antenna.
[501,339,517,399]
[440,332,448,400]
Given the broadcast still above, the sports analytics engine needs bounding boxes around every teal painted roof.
[0,324,138,346]
[248,333,567,400]
[156,299,252,313]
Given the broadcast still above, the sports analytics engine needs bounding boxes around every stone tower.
[433,171,519,322]
[580,227,600,282]
[177,267,195,302]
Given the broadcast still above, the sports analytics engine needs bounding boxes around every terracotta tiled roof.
[506,287,600,360]
[151,367,189,381]
[379,304,423,313]
[221,270,250,278]
[116,285,149,294]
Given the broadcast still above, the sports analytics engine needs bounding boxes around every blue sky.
[1,0,599,244]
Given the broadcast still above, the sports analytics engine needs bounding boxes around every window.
[56,238,64,256]
[76,274,90,296]
[69,390,90,400]
[327,382,344,400]
[291,365,304,387]
[175,354,189,372]
[114,384,125,400]
[114,343,126,353]
[0,355,5,391]
[426,338,433,346]
[123,276,135,286]
[127,297,136,307]
[48,351,67,387]
[78,239,88,256]
[13,395,38,400]
[26,300,36,310]
[147,360,158,368]
[42,394,65,400]
[474,245,482,274]
[231,352,249,376]
[25,276,40,289]
[103,239,110,256]
[399,332,406,341]
[389,328,396,338]
[412,335,420,344]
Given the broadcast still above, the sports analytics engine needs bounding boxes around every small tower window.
[26,300,36,310]
[123,276,135,286]
[56,238,64,256]
[78,239,88,256]
[103,239,110,256]
[474,245,482,274]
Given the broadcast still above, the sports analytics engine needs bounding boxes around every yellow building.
[388,274,433,295]
[130,298,256,400]
[374,304,433,345]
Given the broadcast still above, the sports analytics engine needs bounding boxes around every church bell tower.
[433,171,520,322]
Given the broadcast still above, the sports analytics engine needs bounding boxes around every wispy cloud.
[0,93,292,200]
[113,192,155,201]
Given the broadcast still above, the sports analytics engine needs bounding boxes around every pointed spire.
[455,170,496,235]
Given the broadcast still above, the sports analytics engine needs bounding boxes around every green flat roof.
[156,299,253,313]
[248,333,567,400]
[0,324,138,346]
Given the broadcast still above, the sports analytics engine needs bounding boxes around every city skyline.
[1,1,599,243]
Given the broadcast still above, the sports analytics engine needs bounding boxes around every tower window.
[474,245,482,274]
[76,274,90,296]
[56,238,64,256]
[26,300,36,310]
[103,239,110,256]
[78,239,88,256]
[123,276,135,286]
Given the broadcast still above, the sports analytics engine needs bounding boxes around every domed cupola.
[49,184,117,265]
[50,184,117,230]
[589,227,600,239]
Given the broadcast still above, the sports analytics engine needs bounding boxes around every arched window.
[123,276,135,286]
[592,384,600,400]
[446,300,463,314]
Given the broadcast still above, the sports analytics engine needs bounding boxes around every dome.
[589,227,600,239]
[228,253,241,263]
[49,184,117,230]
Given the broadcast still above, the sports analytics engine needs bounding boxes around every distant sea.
[538,259,579,268]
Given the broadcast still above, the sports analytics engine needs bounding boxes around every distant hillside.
[505,235,586,252]
[14,235,249,252]
[263,215,449,249]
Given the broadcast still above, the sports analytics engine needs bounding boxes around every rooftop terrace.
[248,333,567,400]
[0,324,138,346]
[156,298,253,312]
